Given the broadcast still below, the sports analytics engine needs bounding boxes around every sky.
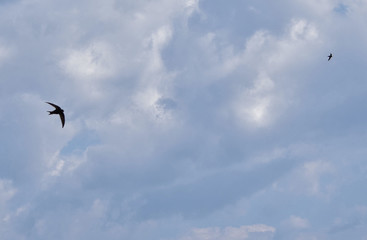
[1,0,367,239]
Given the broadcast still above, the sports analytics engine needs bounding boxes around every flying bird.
[328,53,333,61]
[46,102,65,128]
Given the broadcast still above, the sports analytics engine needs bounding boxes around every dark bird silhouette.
[46,102,65,128]
[328,53,333,61]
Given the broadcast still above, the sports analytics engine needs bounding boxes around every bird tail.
[48,111,52,115]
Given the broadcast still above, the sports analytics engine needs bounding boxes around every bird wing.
[46,102,61,110]
[59,112,65,128]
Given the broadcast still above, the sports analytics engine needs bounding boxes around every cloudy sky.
[1,0,367,239]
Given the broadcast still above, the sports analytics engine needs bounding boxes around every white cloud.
[185,0,199,15]
[288,19,318,41]
[0,44,13,66]
[145,25,173,73]
[180,224,275,240]
[60,41,117,80]
[58,41,118,100]
[275,159,336,198]
[224,18,321,129]
[0,179,16,205]
[293,0,334,16]
[302,160,335,195]
[288,215,310,229]
[233,72,275,127]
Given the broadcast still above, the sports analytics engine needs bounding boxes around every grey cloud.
[156,97,177,111]
[334,3,349,15]
[135,158,295,220]
[2,0,367,239]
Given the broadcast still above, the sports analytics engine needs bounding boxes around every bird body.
[328,53,333,61]
[46,102,65,128]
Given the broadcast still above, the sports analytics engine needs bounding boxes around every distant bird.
[46,102,65,128]
[328,53,333,61]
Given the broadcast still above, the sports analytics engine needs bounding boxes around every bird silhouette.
[46,102,65,128]
[328,53,333,61]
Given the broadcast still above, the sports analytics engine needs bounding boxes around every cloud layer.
[1,0,367,239]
